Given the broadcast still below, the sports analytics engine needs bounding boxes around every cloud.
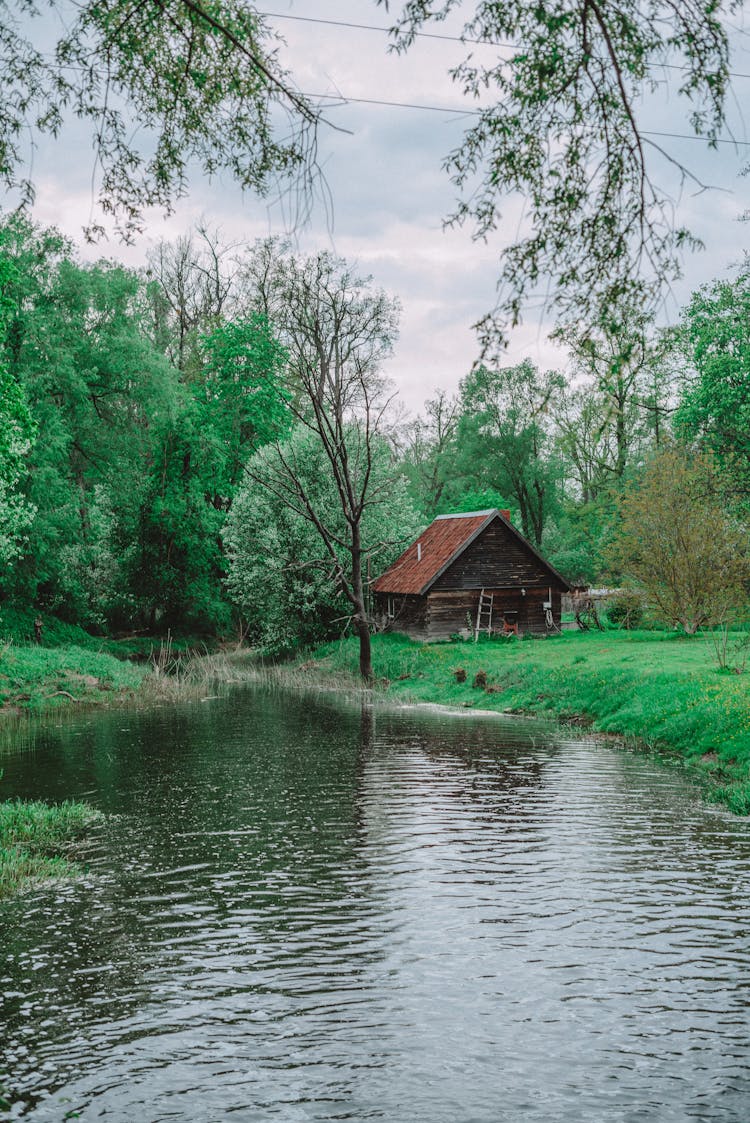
[9,0,750,416]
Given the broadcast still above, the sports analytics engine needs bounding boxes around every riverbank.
[287,631,750,815]
[0,641,147,715]
[0,630,254,716]
[0,799,104,898]
[3,625,748,899]
[0,635,257,896]
[0,639,139,895]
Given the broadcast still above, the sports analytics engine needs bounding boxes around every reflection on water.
[1,687,750,1121]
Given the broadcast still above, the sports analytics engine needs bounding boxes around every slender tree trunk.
[615,382,628,478]
[350,523,373,683]
[356,617,373,683]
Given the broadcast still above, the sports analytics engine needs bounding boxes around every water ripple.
[1,688,750,1121]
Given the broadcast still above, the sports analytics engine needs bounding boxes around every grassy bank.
[0,636,260,897]
[0,799,103,898]
[0,641,147,715]
[0,633,140,896]
[292,631,750,815]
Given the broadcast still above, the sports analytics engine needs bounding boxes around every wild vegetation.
[0,2,739,345]
[0,2,746,1039]
[0,797,103,898]
[0,207,747,887]
[0,212,747,665]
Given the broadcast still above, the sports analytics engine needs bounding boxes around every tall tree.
[675,269,750,499]
[128,313,288,632]
[554,386,616,508]
[1,218,174,624]
[146,226,242,374]
[0,241,35,566]
[0,0,736,335]
[242,242,402,681]
[608,444,750,635]
[121,229,291,631]
[225,426,419,656]
[557,313,674,482]
[454,362,563,547]
[0,215,291,632]
[402,389,459,517]
[560,325,648,483]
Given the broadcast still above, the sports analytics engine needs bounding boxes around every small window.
[386,596,396,619]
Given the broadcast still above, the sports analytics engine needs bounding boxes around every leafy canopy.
[381,0,734,348]
[0,0,319,240]
[225,426,420,657]
[454,361,564,547]
[607,444,749,635]
[0,239,36,565]
[675,269,750,498]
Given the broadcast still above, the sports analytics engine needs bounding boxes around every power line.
[38,50,750,146]
[260,9,750,82]
[304,89,750,146]
[643,127,750,148]
[258,9,506,48]
[308,91,476,116]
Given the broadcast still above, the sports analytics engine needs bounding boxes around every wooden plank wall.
[373,593,429,640]
[431,519,559,591]
[375,588,563,641]
[426,587,561,639]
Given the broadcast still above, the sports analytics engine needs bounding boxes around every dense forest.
[0,214,748,656]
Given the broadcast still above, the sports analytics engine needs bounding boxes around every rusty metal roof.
[372,510,497,595]
[372,508,570,595]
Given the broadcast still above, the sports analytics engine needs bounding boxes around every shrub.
[606,591,644,630]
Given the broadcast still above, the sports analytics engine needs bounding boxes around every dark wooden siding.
[375,587,562,641]
[431,519,564,592]
[424,590,476,640]
[373,592,428,640]
[425,587,561,640]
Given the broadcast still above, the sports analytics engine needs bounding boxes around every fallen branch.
[49,690,80,702]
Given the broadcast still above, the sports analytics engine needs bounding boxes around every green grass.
[0,640,146,714]
[296,630,750,814]
[0,798,104,897]
[0,604,218,656]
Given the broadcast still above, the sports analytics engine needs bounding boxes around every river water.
[1,686,750,1121]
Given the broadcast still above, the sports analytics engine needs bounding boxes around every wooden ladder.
[474,588,494,641]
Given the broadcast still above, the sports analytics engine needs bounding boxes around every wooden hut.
[371,509,570,641]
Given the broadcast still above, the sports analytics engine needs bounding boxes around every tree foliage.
[607,445,750,634]
[124,306,288,631]
[454,362,563,547]
[2,217,175,623]
[0,216,290,632]
[225,427,420,656]
[241,242,403,680]
[0,0,736,343]
[0,240,35,565]
[381,0,734,347]
[3,210,749,651]
[401,389,460,518]
[675,269,750,499]
[0,0,319,240]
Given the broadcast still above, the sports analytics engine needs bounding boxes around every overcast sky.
[20,0,750,412]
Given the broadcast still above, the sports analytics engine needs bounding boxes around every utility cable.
[303,89,750,146]
[259,9,750,82]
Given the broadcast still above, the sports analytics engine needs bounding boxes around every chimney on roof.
[417,543,422,561]
[500,509,511,521]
